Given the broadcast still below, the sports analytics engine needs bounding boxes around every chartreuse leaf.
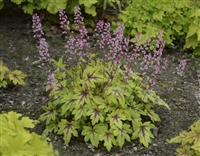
[22,3,35,14]
[185,34,199,49]
[81,123,104,147]
[186,22,199,39]
[8,70,26,85]
[57,119,79,145]
[132,121,155,148]
[176,145,194,156]
[190,9,200,18]
[0,80,7,88]
[61,94,76,113]
[107,110,126,129]
[72,105,87,121]
[105,86,126,108]
[79,0,97,7]
[39,102,58,125]
[40,0,66,14]
[86,105,104,125]
[99,125,117,151]
[145,109,161,122]
[113,124,132,148]
[82,65,104,88]
[0,111,58,156]
[167,131,188,144]
[73,85,93,107]
[51,58,66,70]
[126,107,142,125]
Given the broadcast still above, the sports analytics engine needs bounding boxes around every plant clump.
[32,6,187,151]
[168,119,200,156]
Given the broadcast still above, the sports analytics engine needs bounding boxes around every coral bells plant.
[39,56,170,151]
[32,6,187,151]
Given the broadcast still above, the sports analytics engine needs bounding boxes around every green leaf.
[39,102,57,125]
[152,11,164,21]
[73,86,92,106]
[145,109,161,122]
[51,58,66,70]
[40,0,66,14]
[185,34,199,49]
[113,124,132,148]
[11,0,24,5]
[87,106,104,125]
[176,145,194,156]
[8,70,26,85]
[81,124,103,147]
[186,22,199,38]
[79,0,97,7]
[190,9,200,18]
[107,110,126,129]
[22,3,35,14]
[83,66,104,88]
[0,80,7,88]
[84,6,96,16]
[132,121,155,148]
[72,105,87,120]
[99,126,117,151]
[57,119,79,145]
[61,95,76,113]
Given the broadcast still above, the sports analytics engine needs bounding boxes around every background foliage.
[115,0,200,55]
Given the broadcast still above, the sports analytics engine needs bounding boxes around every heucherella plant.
[32,6,187,151]
[168,119,200,156]
[39,56,170,151]
[0,61,26,88]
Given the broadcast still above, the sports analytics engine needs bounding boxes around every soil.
[1,8,200,156]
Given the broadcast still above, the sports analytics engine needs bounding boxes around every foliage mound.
[0,61,26,88]
[116,0,200,55]
[168,119,200,156]
[39,56,170,151]
[32,6,188,152]
[0,111,59,156]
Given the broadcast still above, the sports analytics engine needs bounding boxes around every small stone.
[153,126,159,137]
[153,143,158,146]
[8,100,14,105]
[54,136,57,141]
[133,147,137,152]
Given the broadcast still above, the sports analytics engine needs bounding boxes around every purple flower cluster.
[59,6,90,64]
[32,13,44,39]
[39,38,50,66]
[32,13,54,91]
[74,6,84,28]
[59,9,70,34]
[176,60,187,76]
[58,7,171,87]
[46,73,55,92]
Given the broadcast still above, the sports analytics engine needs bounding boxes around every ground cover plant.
[0,111,59,156]
[31,6,189,152]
